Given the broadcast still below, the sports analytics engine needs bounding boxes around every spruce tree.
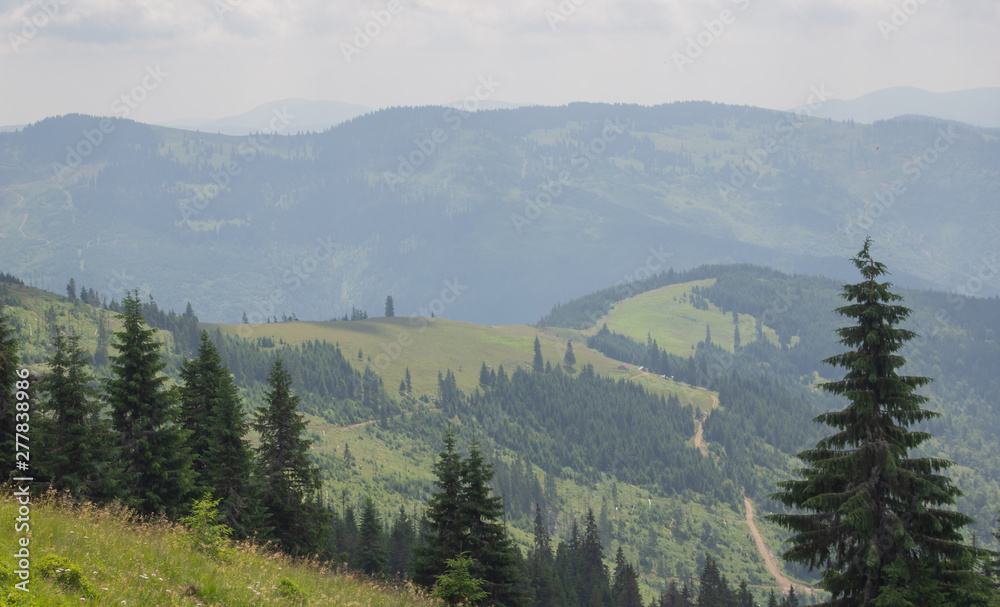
[413,426,466,588]
[532,336,544,373]
[385,296,395,318]
[179,332,261,538]
[580,509,611,606]
[253,357,326,555]
[528,504,557,607]
[387,505,416,579]
[563,340,576,367]
[769,238,989,606]
[0,307,21,484]
[356,495,386,575]
[696,555,730,607]
[460,442,525,607]
[105,290,194,517]
[781,586,799,607]
[612,546,643,607]
[415,428,525,606]
[36,330,117,500]
[735,580,755,607]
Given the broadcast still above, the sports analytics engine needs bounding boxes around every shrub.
[36,553,96,598]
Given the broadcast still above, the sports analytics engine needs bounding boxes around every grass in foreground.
[0,491,440,607]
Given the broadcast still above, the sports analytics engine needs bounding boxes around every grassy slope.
[0,493,439,606]
[4,280,814,600]
[204,316,717,412]
[546,279,785,358]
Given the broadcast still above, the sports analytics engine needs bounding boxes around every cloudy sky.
[1,0,997,126]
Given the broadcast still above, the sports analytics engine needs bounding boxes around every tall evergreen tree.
[414,426,466,588]
[93,311,109,366]
[769,238,990,606]
[36,330,117,500]
[385,296,395,318]
[532,336,544,373]
[415,427,525,606]
[480,362,493,388]
[580,508,612,606]
[105,290,194,517]
[460,442,525,607]
[780,586,799,607]
[766,590,779,607]
[253,357,326,555]
[563,340,576,367]
[179,332,261,538]
[735,580,755,607]
[696,555,731,607]
[0,307,21,484]
[356,495,386,575]
[612,546,643,607]
[387,505,416,579]
[528,504,558,607]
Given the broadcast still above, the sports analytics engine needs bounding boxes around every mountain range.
[1,96,998,327]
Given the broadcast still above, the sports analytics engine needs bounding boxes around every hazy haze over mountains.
[800,86,1000,129]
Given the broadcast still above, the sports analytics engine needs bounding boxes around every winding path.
[692,392,719,456]
[745,497,795,592]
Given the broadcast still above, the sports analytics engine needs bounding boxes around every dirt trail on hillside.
[692,392,719,456]
[745,496,799,594]
[326,410,417,431]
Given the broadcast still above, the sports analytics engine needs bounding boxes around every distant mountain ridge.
[1,103,997,326]
[156,98,373,135]
[798,86,1000,129]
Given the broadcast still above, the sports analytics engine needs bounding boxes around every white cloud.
[0,0,996,124]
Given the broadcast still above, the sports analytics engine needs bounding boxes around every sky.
[1,0,998,126]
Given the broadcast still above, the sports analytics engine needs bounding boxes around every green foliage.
[533,336,544,373]
[769,238,987,606]
[182,493,235,561]
[0,306,21,485]
[414,427,525,606]
[276,577,307,603]
[432,553,489,607]
[36,553,96,598]
[563,339,576,367]
[105,290,194,517]
[356,495,387,575]
[179,332,262,538]
[253,357,327,555]
[36,329,117,501]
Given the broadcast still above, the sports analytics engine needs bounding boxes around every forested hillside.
[3,255,1000,605]
[2,104,998,325]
